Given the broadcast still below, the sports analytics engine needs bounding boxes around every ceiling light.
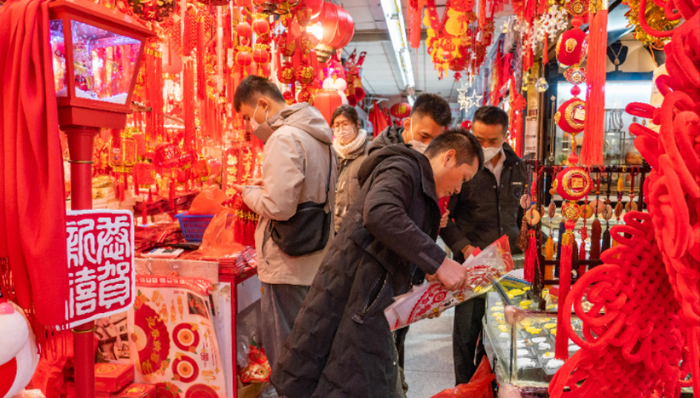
[379,0,415,91]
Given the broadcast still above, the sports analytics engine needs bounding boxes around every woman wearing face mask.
[331,105,369,233]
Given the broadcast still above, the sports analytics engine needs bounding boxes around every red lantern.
[283,91,296,105]
[312,3,354,61]
[277,62,296,84]
[153,142,181,172]
[346,94,357,106]
[556,28,588,68]
[390,102,412,119]
[305,0,323,18]
[253,44,271,64]
[295,65,316,85]
[236,47,253,67]
[297,87,313,103]
[313,89,344,125]
[278,32,296,56]
[236,21,252,44]
[252,15,270,36]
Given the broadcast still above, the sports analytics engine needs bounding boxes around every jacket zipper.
[353,271,387,324]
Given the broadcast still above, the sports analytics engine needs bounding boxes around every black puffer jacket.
[440,143,526,261]
[272,144,445,398]
[368,125,405,155]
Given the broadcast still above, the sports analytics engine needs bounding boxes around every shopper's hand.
[461,245,476,259]
[440,210,450,229]
[435,257,469,291]
[425,273,439,282]
[250,178,264,186]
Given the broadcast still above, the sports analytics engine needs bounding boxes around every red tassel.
[555,221,575,360]
[543,34,548,66]
[578,238,587,276]
[141,189,149,225]
[197,15,207,102]
[479,0,487,28]
[581,7,608,165]
[133,170,140,196]
[184,60,197,153]
[524,230,538,283]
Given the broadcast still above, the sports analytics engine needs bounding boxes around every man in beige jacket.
[233,76,337,371]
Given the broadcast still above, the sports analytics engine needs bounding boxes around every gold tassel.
[545,234,555,260]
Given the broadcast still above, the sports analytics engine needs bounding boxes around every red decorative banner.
[65,210,135,328]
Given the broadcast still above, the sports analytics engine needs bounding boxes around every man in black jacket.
[440,106,527,385]
[272,130,484,398]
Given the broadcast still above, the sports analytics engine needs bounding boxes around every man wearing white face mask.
[440,105,527,385]
[367,93,452,156]
[232,76,337,373]
[330,105,370,233]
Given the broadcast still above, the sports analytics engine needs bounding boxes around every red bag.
[431,356,494,398]
[187,186,231,215]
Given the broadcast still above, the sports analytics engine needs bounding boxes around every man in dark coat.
[440,106,527,385]
[272,130,484,398]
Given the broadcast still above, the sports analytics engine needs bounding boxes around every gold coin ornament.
[527,207,542,226]
[582,204,594,219]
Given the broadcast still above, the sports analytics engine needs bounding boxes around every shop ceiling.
[342,0,634,101]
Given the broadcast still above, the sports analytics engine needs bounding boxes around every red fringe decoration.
[555,222,575,360]
[524,229,537,283]
[578,237,587,276]
[479,0,487,28]
[169,181,176,211]
[197,15,207,102]
[543,34,548,65]
[184,60,197,153]
[581,8,608,166]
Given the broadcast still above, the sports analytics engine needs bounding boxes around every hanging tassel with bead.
[555,221,575,360]
[517,217,529,252]
[545,234,554,260]
[580,0,607,166]
[524,230,538,283]
[602,223,611,251]
[590,218,602,259]
[578,237,587,276]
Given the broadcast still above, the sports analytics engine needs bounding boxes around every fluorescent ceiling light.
[379,0,415,91]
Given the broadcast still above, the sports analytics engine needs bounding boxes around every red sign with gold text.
[65,209,135,328]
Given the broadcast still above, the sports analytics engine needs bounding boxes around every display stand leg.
[66,126,99,398]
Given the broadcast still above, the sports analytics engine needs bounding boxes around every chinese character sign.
[65,210,135,328]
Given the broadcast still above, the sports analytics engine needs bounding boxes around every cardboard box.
[113,383,157,398]
[94,363,135,393]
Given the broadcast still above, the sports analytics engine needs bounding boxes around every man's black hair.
[473,105,509,134]
[410,93,452,127]
[234,75,286,112]
[424,128,484,170]
[330,104,359,127]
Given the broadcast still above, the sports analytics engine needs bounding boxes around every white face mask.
[334,125,356,144]
[249,102,268,132]
[407,122,429,154]
[482,146,501,163]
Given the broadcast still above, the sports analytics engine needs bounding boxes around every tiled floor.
[403,307,456,398]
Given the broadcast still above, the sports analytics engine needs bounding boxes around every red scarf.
[0,0,69,328]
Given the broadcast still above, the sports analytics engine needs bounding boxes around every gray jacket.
[242,103,338,286]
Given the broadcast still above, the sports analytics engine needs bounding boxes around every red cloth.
[0,0,69,327]
[369,101,389,138]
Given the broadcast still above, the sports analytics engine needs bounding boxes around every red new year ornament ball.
[556,28,588,68]
[390,102,412,119]
[252,16,271,36]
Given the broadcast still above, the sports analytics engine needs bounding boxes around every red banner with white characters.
[64,210,135,328]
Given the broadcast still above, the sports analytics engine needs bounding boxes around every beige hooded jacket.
[242,103,338,286]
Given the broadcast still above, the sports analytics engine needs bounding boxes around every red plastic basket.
[174,212,215,242]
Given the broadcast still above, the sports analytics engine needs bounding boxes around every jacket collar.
[502,143,522,167]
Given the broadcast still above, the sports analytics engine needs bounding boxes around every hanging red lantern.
[253,44,271,64]
[236,46,253,67]
[312,3,354,62]
[252,15,271,36]
[313,89,344,125]
[296,65,316,85]
[277,62,296,84]
[304,0,323,18]
[556,28,588,68]
[236,21,252,44]
[296,6,313,26]
[283,90,296,105]
[390,102,412,119]
[278,32,297,56]
[297,87,314,103]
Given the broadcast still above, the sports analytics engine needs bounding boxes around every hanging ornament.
[535,77,549,92]
[252,14,271,36]
[563,66,587,85]
[277,62,296,84]
[235,46,253,68]
[296,86,313,103]
[555,97,586,134]
[556,28,588,68]
[253,44,271,65]
[296,64,317,85]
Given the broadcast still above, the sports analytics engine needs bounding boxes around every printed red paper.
[385,235,514,331]
[65,210,135,328]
